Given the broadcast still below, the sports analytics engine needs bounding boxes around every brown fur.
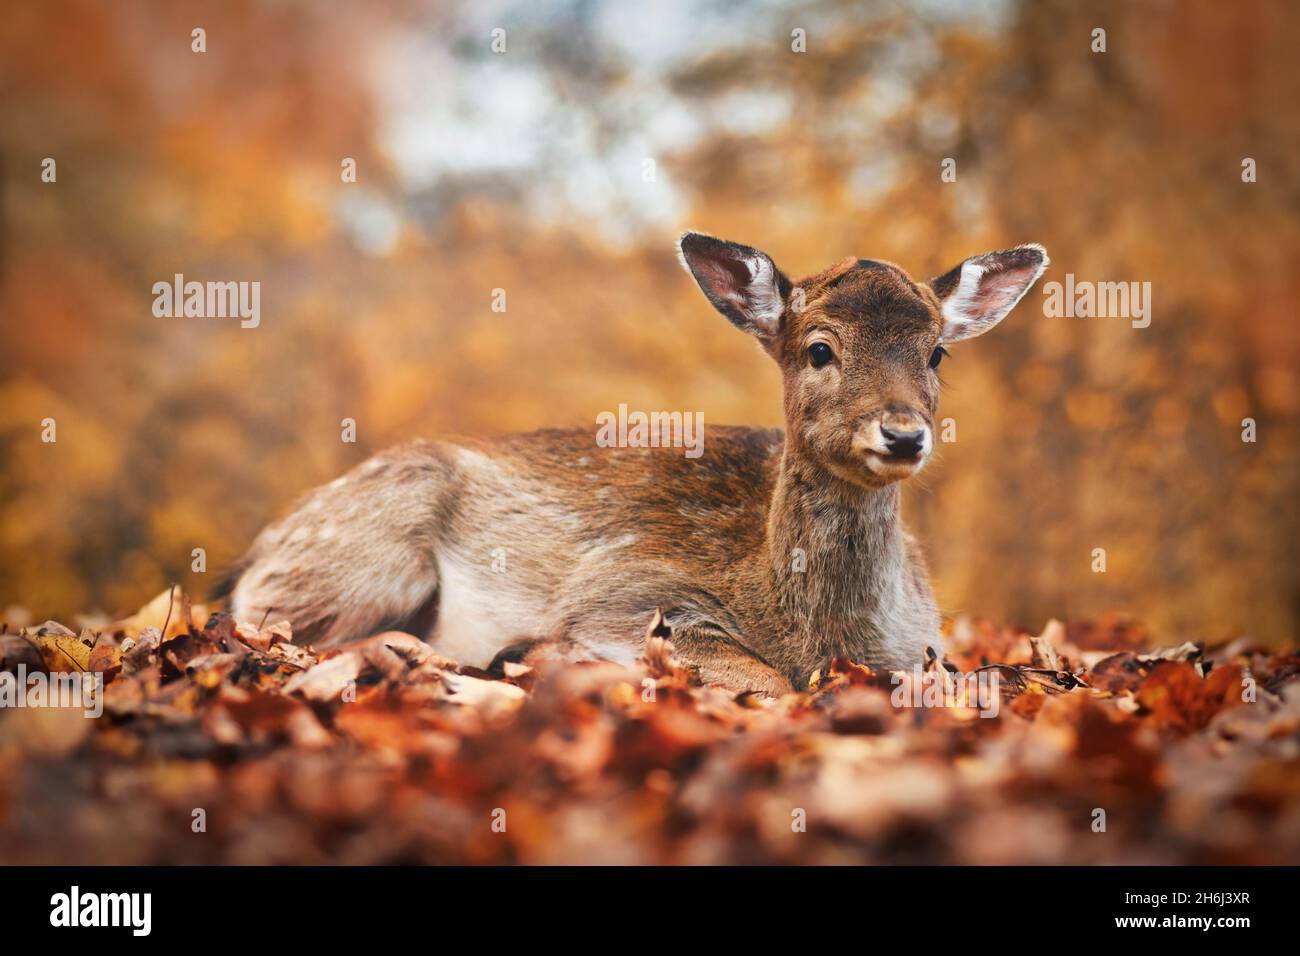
[229,235,1048,693]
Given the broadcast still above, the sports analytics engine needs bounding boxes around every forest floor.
[1,588,1297,865]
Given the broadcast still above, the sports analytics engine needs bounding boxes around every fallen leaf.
[25,627,92,673]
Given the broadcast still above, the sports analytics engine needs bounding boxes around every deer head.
[678,233,1048,489]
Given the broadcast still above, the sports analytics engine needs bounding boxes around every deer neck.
[763,446,907,657]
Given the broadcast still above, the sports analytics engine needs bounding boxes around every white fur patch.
[574,640,639,665]
[940,245,1049,343]
[677,233,784,335]
[939,259,989,334]
[432,553,547,667]
[741,253,785,334]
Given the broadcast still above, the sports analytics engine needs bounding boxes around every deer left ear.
[677,232,791,339]
[930,244,1049,343]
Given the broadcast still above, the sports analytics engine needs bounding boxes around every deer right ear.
[930,244,1049,343]
[678,232,791,339]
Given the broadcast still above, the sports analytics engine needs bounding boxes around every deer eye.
[808,342,834,368]
[928,346,949,370]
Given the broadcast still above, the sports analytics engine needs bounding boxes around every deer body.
[229,235,1048,694]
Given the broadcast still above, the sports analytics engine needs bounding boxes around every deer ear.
[930,244,1049,343]
[678,232,791,338]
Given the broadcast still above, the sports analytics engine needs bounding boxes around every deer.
[225,234,1048,696]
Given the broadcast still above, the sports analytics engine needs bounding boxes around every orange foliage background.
[1,0,1297,645]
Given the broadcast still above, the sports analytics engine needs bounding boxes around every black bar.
[3,866,1283,941]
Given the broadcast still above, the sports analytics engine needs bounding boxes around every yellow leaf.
[27,631,91,673]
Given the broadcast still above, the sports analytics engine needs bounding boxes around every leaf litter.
[0,590,1297,864]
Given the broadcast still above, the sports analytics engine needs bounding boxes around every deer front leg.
[653,616,793,698]
[510,583,797,696]
[490,622,792,697]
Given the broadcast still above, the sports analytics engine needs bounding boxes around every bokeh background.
[1,0,1296,645]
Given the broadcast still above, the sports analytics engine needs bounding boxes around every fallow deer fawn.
[228,234,1048,695]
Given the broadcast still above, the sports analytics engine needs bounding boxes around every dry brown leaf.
[284,652,363,703]
[1029,621,1065,670]
[87,633,122,679]
[1136,660,1244,732]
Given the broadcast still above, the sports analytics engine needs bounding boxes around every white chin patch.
[865,453,927,476]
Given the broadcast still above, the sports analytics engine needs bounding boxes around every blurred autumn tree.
[1,0,1296,645]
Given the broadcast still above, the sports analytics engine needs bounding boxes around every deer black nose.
[880,424,926,458]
